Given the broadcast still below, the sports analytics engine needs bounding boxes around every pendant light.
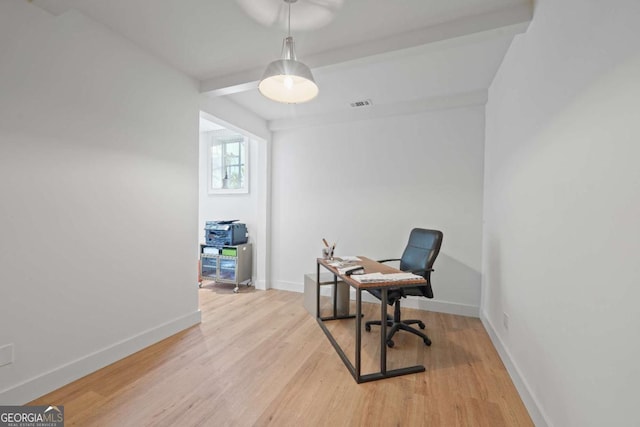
[258,0,319,104]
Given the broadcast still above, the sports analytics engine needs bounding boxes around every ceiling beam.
[200,2,533,96]
[267,89,488,132]
[30,0,72,16]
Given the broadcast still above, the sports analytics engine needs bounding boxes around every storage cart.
[200,243,252,293]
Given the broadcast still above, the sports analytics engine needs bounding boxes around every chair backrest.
[399,228,443,298]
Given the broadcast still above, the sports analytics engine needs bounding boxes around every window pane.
[208,129,248,192]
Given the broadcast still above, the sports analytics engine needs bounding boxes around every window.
[208,129,249,194]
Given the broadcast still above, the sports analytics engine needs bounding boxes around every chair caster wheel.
[233,287,239,293]
[424,338,431,346]
[386,340,394,348]
[418,321,425,329]
[365,324,371,332]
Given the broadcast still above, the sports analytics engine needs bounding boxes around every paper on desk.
[350,273,385,283]
[339,256,361,262]
[327,260,359,268]
[350,272,423,283]
[384,273,424,281]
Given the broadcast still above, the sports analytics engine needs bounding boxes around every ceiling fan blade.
[235,0,285,28]
[236,0,344,31]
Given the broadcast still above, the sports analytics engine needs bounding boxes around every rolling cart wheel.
[233,286,239,293]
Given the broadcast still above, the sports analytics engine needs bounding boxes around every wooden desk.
[316,256,427,383]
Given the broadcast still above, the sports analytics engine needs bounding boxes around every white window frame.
[207,131,249,194]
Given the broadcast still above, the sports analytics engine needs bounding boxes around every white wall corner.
[0,311,201,405]
[480,311,551,427]
[255,279,268,291]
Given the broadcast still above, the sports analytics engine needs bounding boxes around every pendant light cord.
[288,1,291,37]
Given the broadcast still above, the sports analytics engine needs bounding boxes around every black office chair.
[365,228,443,348]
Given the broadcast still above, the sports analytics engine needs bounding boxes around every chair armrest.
[409,268,434,275]
[377,258,401,264]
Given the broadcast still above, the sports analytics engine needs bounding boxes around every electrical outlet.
[503,313,510,331]
[0,344,14,367]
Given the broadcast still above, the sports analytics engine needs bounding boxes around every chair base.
[365,302,432,348]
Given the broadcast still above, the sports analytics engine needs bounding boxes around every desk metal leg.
[316,262,320,319]
[380,288,387,375]
[316,261,425,383]
[333,274,338,318]
[357,285,426,383]
[355,288,362,380]
[317,262,355,322]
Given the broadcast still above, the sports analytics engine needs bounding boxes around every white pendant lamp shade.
[259,37,318,103]
[258,1,318,104]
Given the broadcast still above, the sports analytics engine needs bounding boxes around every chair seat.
[368,286,428,305]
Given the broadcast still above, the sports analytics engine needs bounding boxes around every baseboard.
[0,310,202,405]
[480,312,551,427]
[270,280,302,293]
[271,280,479,318]
[358,291,479,317]
[271,274,335,293]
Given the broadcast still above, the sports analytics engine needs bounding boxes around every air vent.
[350,99,373,108]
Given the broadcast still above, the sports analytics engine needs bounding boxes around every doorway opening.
[198,111,270,291]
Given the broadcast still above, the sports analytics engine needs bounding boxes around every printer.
[204,220,248,248]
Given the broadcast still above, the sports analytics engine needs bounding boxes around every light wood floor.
[31,284,533,426]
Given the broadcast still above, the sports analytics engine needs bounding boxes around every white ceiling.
[33,0,532,126]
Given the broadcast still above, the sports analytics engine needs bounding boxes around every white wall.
[271,106,485,316]
[483,0,640,425]
[0,2,200,403]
